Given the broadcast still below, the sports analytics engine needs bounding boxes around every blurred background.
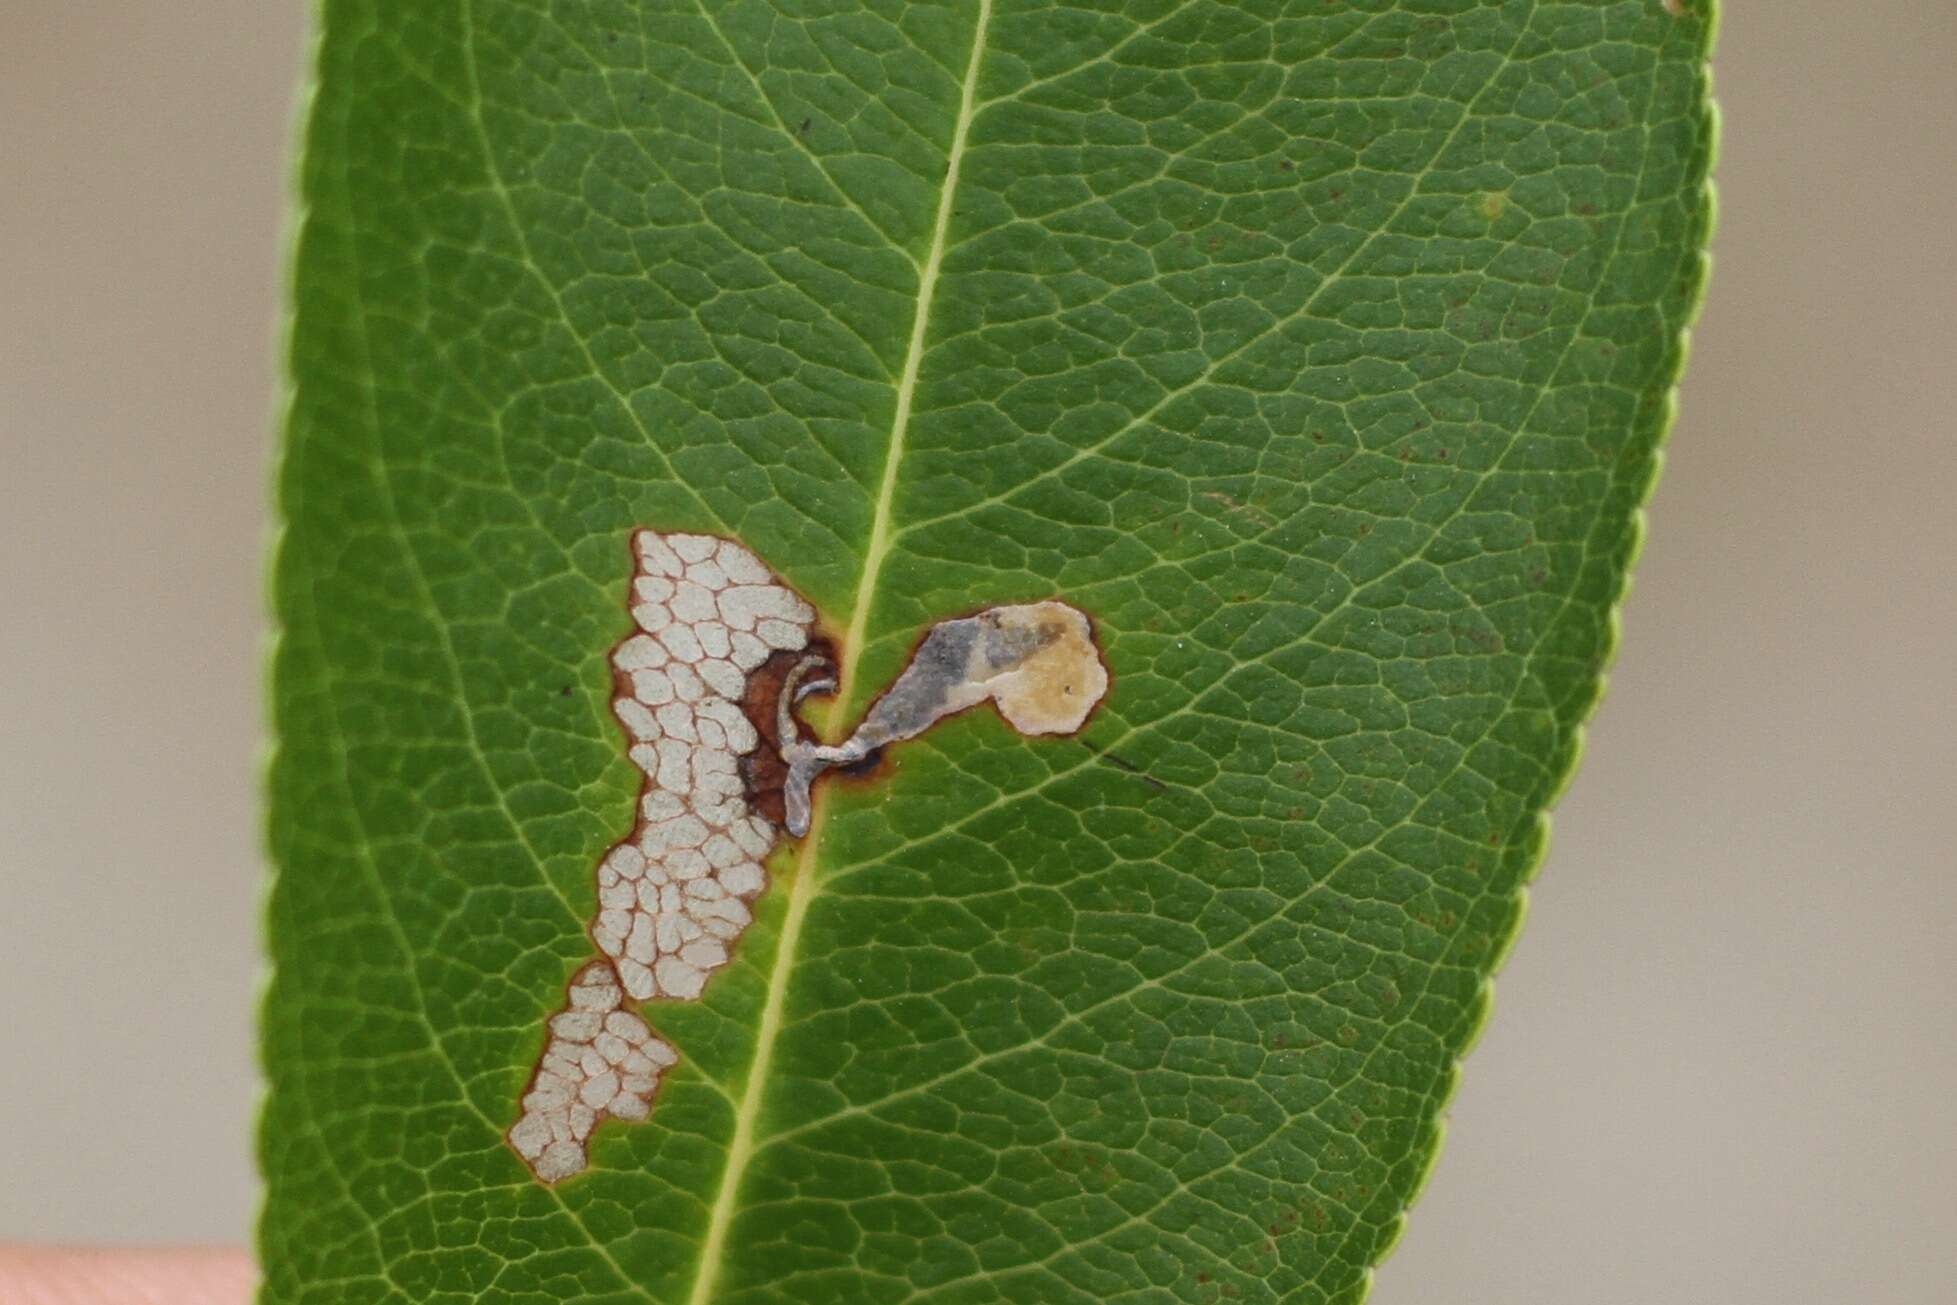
[2,2,1952,1301]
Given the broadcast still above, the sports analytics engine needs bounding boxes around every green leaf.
[263,0,1715,1300]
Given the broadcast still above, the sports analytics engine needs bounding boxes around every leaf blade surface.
[264,1,1715,1301]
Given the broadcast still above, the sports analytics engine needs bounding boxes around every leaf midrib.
[680,4,993,1301]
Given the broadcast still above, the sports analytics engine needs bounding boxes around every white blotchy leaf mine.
[508,531,813,1183]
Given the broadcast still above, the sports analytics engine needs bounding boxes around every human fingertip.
[0,1245,255,1304]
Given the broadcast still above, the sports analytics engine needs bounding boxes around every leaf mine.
[509,534,1108,1182]
[508,529,816,1182]
[777,601,1110,836]
[507,961,674,1183]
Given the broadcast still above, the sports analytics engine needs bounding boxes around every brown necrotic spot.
[975,602,1108,736]
[736,637,836,826]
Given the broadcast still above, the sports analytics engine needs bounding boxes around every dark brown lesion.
[737,637,837,827]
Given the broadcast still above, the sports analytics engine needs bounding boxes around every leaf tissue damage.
[777,599,1110,835]
[265,1,1716,1300]
[509,530,1108,1184]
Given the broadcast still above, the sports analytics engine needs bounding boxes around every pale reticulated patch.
[598,529,813,1006]
[509,531,1110,1183]
[507,961,674,1183]
[509,530,814,1183]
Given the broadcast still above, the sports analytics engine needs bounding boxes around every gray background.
[2,3,1952,1301]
